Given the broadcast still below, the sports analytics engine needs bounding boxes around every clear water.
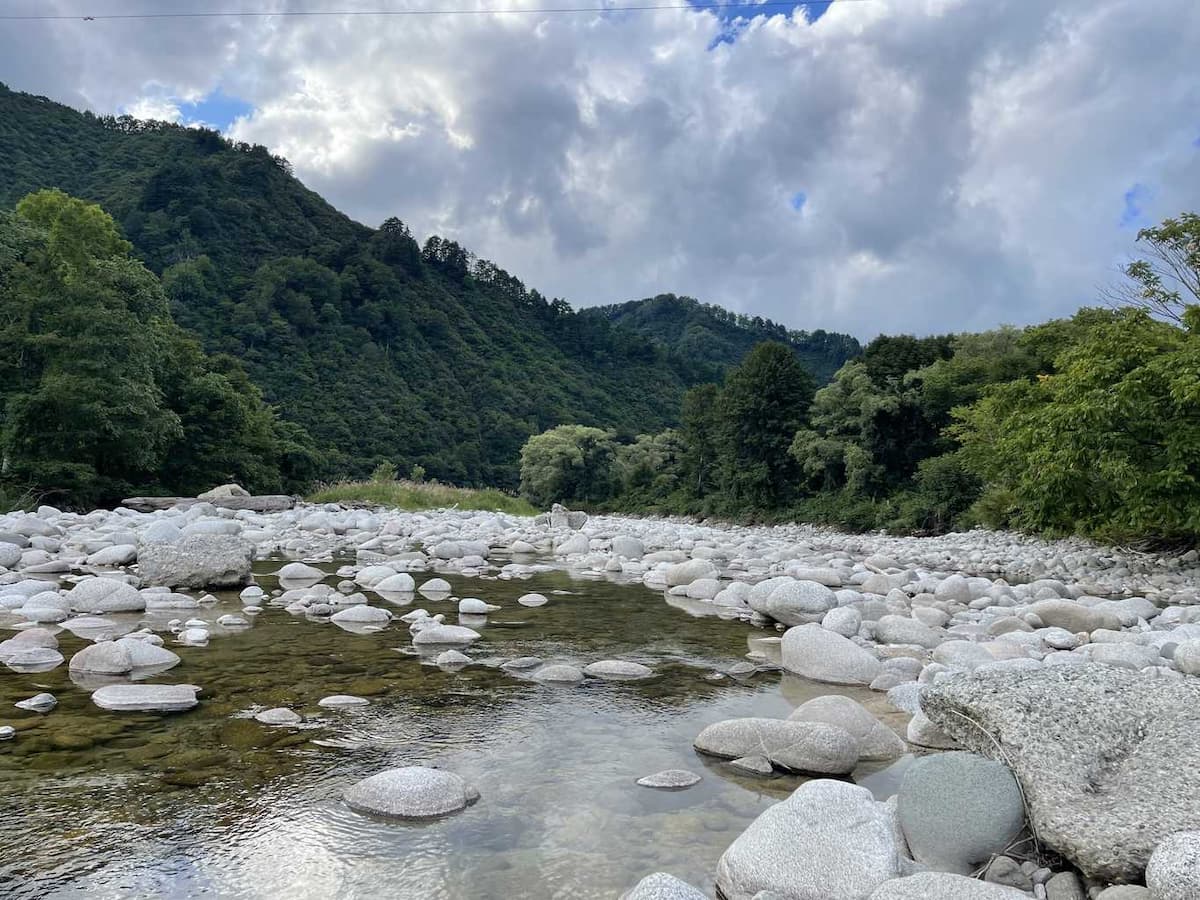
[0,561,911,899]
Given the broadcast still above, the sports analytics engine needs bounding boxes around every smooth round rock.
[781,623,882,685]
[436,649,472,668]
[788,694,906,761]
[458,598,499,614]
[418,578,452,596]
[501,656,543,670]
[694,718,860,775]
[4,647,64,673]
[517,593,549,607]
[716,779,900,899]
[318,695,369,708]
[531,664,585,684]
[412,624,481,646]
[375,573,416,593]
[277,562,326,583]
[619,872,707,899]
[636,769,702,790]
[254,707,302,726]
[1146,831,1200,900]
[584,660,654,680]
[869,872,1034,899]
[896,751,1025,874]
[67,578,145,613]
[330,605,390,625]
[343,766,479,819]
[69,642,133,675]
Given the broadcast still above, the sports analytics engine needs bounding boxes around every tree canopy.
[0,189,309,505]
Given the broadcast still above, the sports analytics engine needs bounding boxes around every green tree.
[519,425,618,507]
[954,306,1200,540]
[860,334,953,387]
[718,341,815,508]
[0,193,182,502]
[790,362,895,496]
[614,430,685,501]
[1107,212,1200,323]
[679,383,722,498]
[0,189,313,505]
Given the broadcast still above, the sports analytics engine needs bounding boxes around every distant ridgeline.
[0,83,860,495]
[583,295,862,384]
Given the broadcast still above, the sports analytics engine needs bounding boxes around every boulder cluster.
[2,494,1199,897]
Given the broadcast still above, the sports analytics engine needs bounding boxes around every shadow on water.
[0,561,912,899]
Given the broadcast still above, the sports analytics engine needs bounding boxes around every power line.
[0,1,871,23]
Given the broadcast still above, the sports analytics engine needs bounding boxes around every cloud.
[2,0,1199,338]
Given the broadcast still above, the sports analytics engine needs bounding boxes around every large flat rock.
[92,683,200,712]
[137,534,253,589]
[922,664,1200,882]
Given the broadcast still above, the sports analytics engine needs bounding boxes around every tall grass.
[307,479,537,516]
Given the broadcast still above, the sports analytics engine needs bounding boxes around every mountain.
[0,83,718,488]
[583,295,862,384]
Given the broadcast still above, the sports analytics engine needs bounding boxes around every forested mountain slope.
[0,86,859,488]
[0,83,712,487]
[584,294,862,383]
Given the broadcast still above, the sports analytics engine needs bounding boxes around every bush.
[370,462,397,483]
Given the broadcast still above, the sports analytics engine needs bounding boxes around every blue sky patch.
[180,89,253,132]
[1119,183,1151,230]
[790,191,807,212]
[701,1,832,49]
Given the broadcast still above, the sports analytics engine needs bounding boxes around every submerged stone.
[636,769,701,789]
[343,766,479,819]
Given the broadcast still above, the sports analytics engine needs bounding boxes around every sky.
[1,0,1198,339]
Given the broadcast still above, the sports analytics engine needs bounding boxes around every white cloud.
[3,0,1199,337]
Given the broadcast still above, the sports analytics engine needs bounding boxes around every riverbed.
[0,560,910,899]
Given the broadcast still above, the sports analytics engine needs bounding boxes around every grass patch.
[307,479,537,516]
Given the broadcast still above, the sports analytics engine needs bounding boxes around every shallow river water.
[0,560,911,899]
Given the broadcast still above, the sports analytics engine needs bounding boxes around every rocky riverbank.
[1,496,1198,898]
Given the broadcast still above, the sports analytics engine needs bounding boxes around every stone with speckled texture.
[1146,831,1200,900]
[716,779,901,900]
[635,769,701,789]
[788,695,905,761]
[869,872,1032,899]
[923,664,1200,882]
[618,873,707,900]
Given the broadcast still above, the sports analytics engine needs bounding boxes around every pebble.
[15,692,56,713]
[635,769,701,789]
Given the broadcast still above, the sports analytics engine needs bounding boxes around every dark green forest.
[584,294,861,384]
[522,213,1200,543]
[0,83,858,503]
